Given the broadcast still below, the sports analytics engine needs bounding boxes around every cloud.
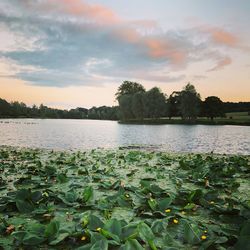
[207,56,232,72]
[205,27,238,47]
[15,0,120,24]
[0,0,244,87]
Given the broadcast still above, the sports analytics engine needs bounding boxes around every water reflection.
[0,119,249,155]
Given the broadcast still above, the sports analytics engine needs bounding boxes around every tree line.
[116,81,250,121]
[0,81,249,120]
[0,99,118,120]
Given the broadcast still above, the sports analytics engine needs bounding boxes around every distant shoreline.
[0,117,250,126]
[119,118,250,126]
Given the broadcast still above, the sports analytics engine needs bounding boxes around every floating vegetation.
[0,147,249,249]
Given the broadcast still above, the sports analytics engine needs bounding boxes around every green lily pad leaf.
[49,232,69,245]
[88,215,104,230]
[27,222,46,235]
[16,199,34,213]
[188,189,203,203]
[137,222,157,250]
[90,233,108,250]
[12,231,26,242]
[111,207,135,223]
[148,198,158,211]
[234,220,250,250]
[57,173,68,183]
[182,220,201,245]
[183,203,196,210]
[45,220,60,241]
[30,191,42,202]
[65,190,78,203]
[158,197,172,211]
[90,238,108,250]
[83,186,94,203]
[44,165,57,176]
[104,218,122,238]
[100,228,120,243]
[120,223,138,241]
[121,239,144,250]
[15,189,31,200]
[215,236,228,244]
[22,233,46,246]
[151,219,168,235]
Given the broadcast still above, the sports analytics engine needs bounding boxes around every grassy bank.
[0,147,250,249]
[119,112,250,126]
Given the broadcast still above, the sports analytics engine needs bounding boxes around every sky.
[0,0,249,109]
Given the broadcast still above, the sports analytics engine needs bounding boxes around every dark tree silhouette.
[116,81,145,100]
[143,87,167,119]
[202,96,224,120]
[179,83,201,121]
[167,91,181,119]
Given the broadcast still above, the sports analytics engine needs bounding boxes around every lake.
[0,119,249,155]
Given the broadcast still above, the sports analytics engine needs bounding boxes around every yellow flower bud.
[201,235,207,240]
[96,227,101,232]
[81,236,86,241]
[173,219,178,224]
[165,209,171,213]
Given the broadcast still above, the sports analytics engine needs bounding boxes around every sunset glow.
[0,0,249,108]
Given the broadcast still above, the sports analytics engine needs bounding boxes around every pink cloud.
[17,0,188,66]
[145,38,186,64]
[208,56,232,71]
[202,26,238,47]
[59,0,119,24]
[20,0,120,24]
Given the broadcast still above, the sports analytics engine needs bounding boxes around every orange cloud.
[146,39,166,58]
[208,56,232,71]
[204,27,238,47]
[18,0,188,66]
[59,0,119,24]
[21,0,120,24]
[145,39,186,64]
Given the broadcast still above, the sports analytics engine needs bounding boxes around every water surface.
[0,119,249,154]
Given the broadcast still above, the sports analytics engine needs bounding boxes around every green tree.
[202,96,224,120]
[11,101,29,117]
[167,91,181,119]
[132,92,146,120]
[0,98,12,117]
[144,87,167,119]
[118,94,134,120]
[116,81,145,120]
[179,83,201,121]
[116,81,145,100]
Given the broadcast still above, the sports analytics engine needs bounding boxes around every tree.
[167,91,181,119]
[179,83,201,120]
[11,101,28,117]
[202,96,224,120]
[143,87,167,119]
[116,81,145,120]
[118,94,134,120]
[132,92,146,120]
[116,81,145,100]
[0,98,12,117]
